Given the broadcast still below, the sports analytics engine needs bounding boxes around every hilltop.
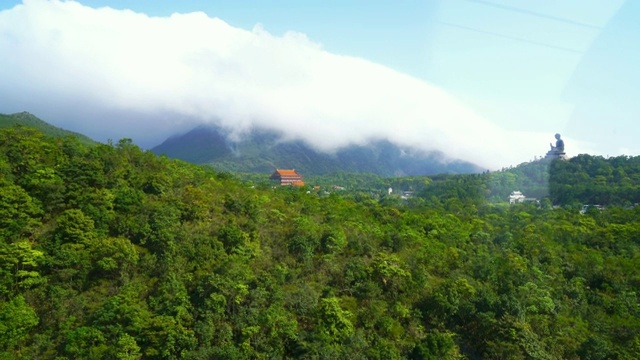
[0,112,95,146]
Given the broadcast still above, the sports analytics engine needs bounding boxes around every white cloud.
[0,0,559,169]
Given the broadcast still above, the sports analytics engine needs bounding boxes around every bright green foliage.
[410,330,462,360]
[116,333,142,360]
[64,326,108,359]
[316,297,355,342]
[0,240,44,296]
[0,295,39,353]
[1,125,640,358]
[371,252,411,294]
[0,183,41,241]
[93,237,139,280]
[54,209,97,245]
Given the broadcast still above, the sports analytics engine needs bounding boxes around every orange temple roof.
[274,169,299,176]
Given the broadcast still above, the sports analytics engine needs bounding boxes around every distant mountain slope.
[0,112,95,145]
[152,125,483,176]
[151,125,231,164]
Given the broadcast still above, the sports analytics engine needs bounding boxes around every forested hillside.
[2,125,640,359]
[0,112,95,146]
[550,154,640,206]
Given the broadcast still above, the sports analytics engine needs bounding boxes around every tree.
[0,240,44,296]
[316,297,355,343]
[0,183,42,241]
[0,295,39,354]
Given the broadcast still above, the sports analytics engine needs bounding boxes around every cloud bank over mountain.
[0,0,568,169]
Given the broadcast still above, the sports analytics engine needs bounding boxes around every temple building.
[270,169,305,186]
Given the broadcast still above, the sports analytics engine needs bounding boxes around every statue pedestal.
[545,150,567,160]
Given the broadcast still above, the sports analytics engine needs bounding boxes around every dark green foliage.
[550,154,640,206]
[2,125,640,358]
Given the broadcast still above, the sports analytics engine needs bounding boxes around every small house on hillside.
[270,169,305,186]
[509,191,526,204]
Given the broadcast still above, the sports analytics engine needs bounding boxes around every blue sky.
[0,0,638,168]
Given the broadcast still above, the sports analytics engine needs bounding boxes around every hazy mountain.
[152,125,483,176]
[0,112,95,146]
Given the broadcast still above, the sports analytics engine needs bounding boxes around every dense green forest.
[2,125,640,359]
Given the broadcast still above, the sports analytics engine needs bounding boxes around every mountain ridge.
[0,111,95,146]
[151,124,484,176]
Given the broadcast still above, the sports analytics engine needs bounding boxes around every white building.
[509,191,526,204]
